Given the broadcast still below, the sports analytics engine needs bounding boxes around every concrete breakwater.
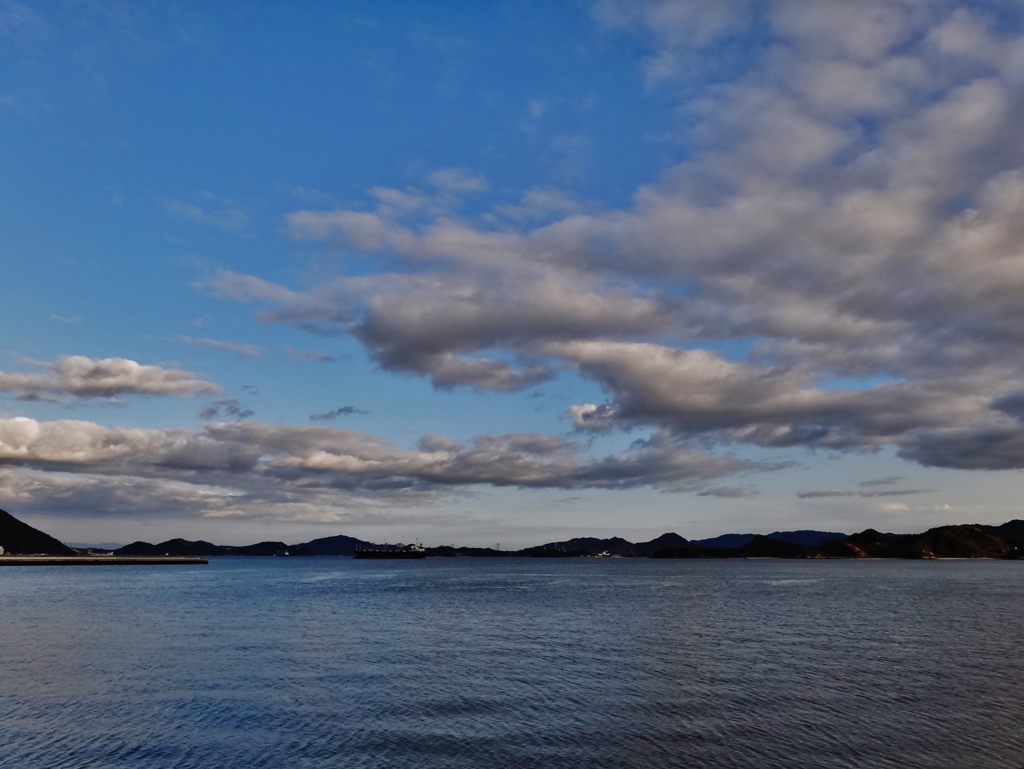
[0,556,208,566]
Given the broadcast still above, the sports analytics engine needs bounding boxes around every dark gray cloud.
[283,346,336,363]
[897,425,1024,470]
[797,488,935,499]
[796,490,857,499]
[991,391,1024,421]
[697,486,759,498]
[859,476,903,487]
[858,489,935,498]
[199,399,254,421]
[14,392,63,404]
[309,406,367,422]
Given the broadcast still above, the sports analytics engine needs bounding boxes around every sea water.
[0,557,1022,769]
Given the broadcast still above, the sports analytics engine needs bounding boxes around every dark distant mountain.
[691,530,846,549]
[907,526,1010,558]
[419,533,694,558]
[520,535,637,557]
[521,532,696,557]
[768,530,847,548]
[0,508,76,556]
[114,534,399,558]
[115,539,293,557]
[691,533,755,549]
[425,546,514,557]
[116,539,222,556]
[652,535,812,559]
[977,520,1024,543]
[634,533,696,556]
[289,533,373,556]
[819,525,1012,559]
[818,528,899,557]
[230,541,293,556]
[978,520,1024,559]
[741,535,812,558]
[94,519,1024,561]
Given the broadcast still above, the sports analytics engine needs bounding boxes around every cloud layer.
[0,416,765,521]
[200,1,1024,473]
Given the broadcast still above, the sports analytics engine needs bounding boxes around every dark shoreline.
[0,556,207,566]
[4,507,1024,562]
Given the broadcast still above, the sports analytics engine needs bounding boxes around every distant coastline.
[110,521,1024,561]
[0,556,207,566]
[3,507,1022,563]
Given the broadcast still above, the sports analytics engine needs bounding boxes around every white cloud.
[0,356,219,400]
[206,1,1024,472]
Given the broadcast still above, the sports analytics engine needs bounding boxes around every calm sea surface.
[1,557,1022,769]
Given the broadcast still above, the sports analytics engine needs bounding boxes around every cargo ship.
[353,544,426,560]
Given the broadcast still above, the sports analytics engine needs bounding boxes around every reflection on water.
[1,558,1022,768]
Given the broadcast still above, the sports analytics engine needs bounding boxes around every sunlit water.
[1,557,1022,768]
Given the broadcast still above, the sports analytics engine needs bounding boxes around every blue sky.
[3,0,1024,547]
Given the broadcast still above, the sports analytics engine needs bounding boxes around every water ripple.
[1,559,1023,768]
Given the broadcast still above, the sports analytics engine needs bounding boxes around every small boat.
[353,544,426,560]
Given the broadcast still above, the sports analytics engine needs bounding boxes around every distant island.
[2,507,1023,561]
